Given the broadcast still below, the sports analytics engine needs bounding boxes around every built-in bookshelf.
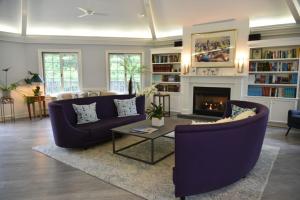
[248,46,300,99]
[151,47,182,93]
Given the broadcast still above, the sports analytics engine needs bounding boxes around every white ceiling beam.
[143,0,157,40]
[21,0,28,36]
[285,0,300,23]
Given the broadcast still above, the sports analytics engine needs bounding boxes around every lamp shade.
[30,74,43,83]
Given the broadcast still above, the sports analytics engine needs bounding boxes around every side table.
[26,96,46,120]
[153,93,171,117]
[0,97,15,123]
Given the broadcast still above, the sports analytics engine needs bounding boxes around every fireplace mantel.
[180,75,247,115]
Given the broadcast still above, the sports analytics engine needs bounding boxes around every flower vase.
[152,117,164,127]
[128,77,133,95]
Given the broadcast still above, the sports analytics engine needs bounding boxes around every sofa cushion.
[231,104,256,117]
[233,110,256,121]
[72,102,99,124]
[76,114,145,137]
[114,97,138,117]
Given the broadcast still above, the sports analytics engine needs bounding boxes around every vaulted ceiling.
[0,0,299,39]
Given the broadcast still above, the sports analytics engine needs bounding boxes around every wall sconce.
[182,53,191,75]
[237,56,245,73]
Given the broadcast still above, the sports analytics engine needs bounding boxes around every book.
[131,127,158,134]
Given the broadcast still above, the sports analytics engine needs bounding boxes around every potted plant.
[146,103,164,127]
[0,68,18,98]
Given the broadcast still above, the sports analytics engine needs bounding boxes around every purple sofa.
[48,95,145,148]
[173,100,269,199]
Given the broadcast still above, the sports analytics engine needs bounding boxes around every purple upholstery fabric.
[48,95,146,148]
[173,100,269,198]
[288,110,300,129]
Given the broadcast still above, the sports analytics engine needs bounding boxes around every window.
[108,53,143,94]
[41,52,81,95]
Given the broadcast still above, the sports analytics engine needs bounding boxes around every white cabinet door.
[242,97,271,109]
[270,99,297,123]
[170,93,180,112]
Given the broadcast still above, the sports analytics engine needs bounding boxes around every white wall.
[0,40,152,118]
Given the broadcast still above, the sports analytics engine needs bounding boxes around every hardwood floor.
[0,118,299,200]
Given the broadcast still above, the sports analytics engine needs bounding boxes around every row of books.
[254,74,298,84]
[261,49,298,59]
[156,84,180,92]
[152,54,181,63]
[152,74,180,82]
[248,86,297,98]
[249,61,298,72]
[153,64,174,72]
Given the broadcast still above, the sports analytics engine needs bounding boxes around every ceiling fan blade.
[93,12,108,16]
[78,13,88,18]
[77,7,87,13]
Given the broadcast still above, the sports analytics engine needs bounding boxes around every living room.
[0,0,300,199]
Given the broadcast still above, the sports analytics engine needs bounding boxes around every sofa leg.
[180,197,186,200]
[286,127,291,136]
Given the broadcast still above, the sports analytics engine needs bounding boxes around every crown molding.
[0,31,182,47]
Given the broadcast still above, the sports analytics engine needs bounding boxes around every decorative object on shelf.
[191,30,236,67]
[0,68,18,98]
[251,48,262,59]
[146,103,164,127]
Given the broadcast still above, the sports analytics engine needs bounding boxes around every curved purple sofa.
[173,100,269,199]
[48,95,145,148]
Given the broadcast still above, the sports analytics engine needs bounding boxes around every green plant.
[120,56,147,79]
[146,103,163,119]
[0,68,18,93]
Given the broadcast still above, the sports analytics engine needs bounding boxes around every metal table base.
[112,132,174,165]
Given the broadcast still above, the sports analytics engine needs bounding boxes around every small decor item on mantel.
[146,103,164,127]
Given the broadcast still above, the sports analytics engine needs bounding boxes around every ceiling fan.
[77,7,108,18]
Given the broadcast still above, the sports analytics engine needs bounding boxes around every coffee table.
[111,118,190,164]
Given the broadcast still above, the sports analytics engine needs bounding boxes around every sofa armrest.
[48,102,89,147]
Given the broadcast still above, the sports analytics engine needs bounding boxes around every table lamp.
[30,73,44,96]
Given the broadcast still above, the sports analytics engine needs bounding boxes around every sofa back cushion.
[54,95,144,125]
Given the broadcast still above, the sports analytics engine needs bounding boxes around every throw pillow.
[72,102,99,124]
[233,110,256,121]
[114,97,138,117]
[231,104,256,118]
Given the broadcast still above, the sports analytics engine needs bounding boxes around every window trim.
[105,50,145,94]
[38,49,83,95]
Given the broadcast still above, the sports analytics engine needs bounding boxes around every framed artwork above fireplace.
[191,30,237,68]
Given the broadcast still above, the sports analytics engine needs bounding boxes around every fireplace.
[193,87,231,117]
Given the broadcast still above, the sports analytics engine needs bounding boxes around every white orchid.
[137,84,158,97]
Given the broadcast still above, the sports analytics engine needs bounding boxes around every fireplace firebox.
[193,87,231,117]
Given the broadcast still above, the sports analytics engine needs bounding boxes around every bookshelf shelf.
[151,47,182,93]
[249,71,298,74]
[249,58,299,61]
[244,41,300,123]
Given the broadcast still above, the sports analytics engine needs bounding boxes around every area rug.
[33,136,279,200]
